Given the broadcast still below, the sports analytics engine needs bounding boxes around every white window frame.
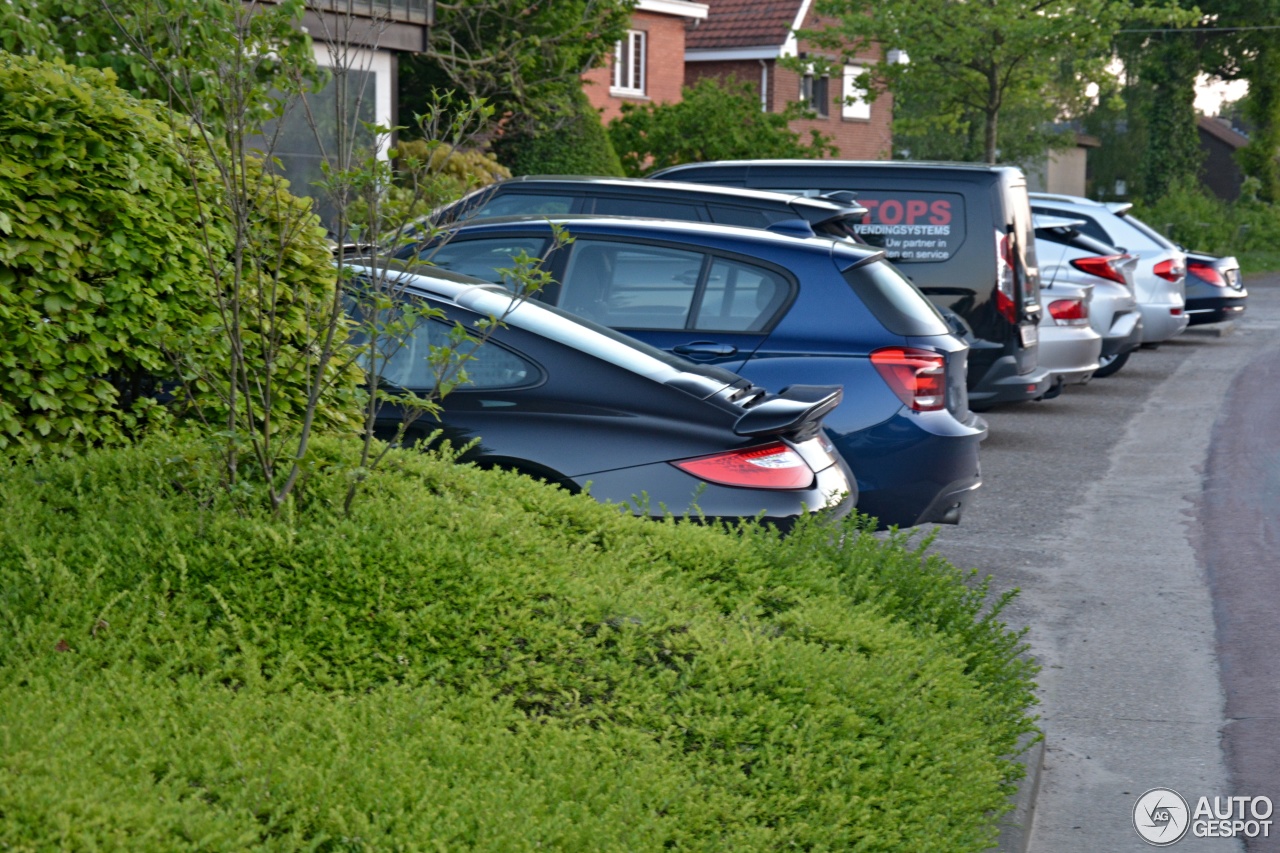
[611,30,647,96]
[842,64,872,121]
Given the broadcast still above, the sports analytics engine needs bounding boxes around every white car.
[1035,215,1144,378]
[1030,193,1187,344]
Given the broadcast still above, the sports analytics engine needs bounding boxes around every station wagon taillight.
[871,347,947,412]
[1154,259,1185,283]
[1047,298,1089,326]
[673,442,814,490]
[995,231,1018,323]
[1189,261,1226,287]
[1070,254,1127,285]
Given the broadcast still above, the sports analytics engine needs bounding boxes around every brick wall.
[583,11,691,126]
[686,55,893,160]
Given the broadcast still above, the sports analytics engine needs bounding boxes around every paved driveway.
[923,275,1280,852]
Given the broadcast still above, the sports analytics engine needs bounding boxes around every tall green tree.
[401,0,633,134]
[804,0,1192,164]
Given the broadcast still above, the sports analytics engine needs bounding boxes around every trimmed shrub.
[0,436,1037,851]
[498,87,625,177]
[0,53,357,457]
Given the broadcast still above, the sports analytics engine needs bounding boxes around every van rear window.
[852,192,966,262]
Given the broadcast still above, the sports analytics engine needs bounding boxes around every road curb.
[994,735,1045,853]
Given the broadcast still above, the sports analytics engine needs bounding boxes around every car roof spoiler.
[1105,201,1134,215]
[734,385,843,440]
[1033,213,1088,231]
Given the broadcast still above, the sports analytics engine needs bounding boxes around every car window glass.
[842,259,949,337]
[470,192,574,219]
[695,258,789,331]
[589,196,704,220]
[419,237,549,289]
[706,204,780,228]
[559,240,704,329]
[356,305,538,391]
[1122,214,1177,249]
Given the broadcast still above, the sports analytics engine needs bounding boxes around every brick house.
[683,0,893,159]
[582,0,711,125]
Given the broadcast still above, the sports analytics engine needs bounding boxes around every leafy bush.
[1134,177,1280,272]
[0,53,358,458]
[0,436,1038,851]
[498,87,625,177]
[607,76,837,178]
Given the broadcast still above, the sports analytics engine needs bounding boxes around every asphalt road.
[923,274,1280,853]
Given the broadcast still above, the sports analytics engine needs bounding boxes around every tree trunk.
[984,71,1000,164]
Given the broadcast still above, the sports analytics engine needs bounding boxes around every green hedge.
[0,52,357,457]
[1133,177,1280,272]
[0,437,1038,850]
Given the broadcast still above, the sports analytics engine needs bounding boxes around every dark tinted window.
[842,260,949,336]
[706,204,780,228]
[696,258,790,331]
[588,196,704,220]
[559,240,705,329]
[1038,227,1120,256]
[420,237,550,288]
[851,191,967,262]
[472,192,574,219]
[348,299,540,391]
[1032,207,1113,246]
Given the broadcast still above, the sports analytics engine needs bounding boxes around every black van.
[422,176,868,240]
[648,161,1053,408]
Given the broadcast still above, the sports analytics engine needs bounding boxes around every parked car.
[1035,215,1144,378]
[1184,250,1247,325]
[345,264,855,527]
[646,160,1054,409]
[416,176,869,241]
[402,216,986,528]
[1036,278,1102,388]
[1029,194,1187,345]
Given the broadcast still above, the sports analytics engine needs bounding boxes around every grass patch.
[0,436,1037,851]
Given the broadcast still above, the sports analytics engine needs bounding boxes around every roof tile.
[686,0,804,51]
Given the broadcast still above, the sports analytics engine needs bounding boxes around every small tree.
[607,77,836,178]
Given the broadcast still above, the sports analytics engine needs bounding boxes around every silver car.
[1035,216,1144,378]
[1031,193,1187,344]
[1036,277,1102,386]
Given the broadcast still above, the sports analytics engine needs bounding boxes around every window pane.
[420,237,549,287]
[696,259,789,331]
[590,197,702,220]
[472,193,574,219]
[378,314,537,391]
[559,240,703,329]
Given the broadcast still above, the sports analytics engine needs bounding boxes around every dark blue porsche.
[402,217,986,528]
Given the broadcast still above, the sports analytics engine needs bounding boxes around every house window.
[842,65,872,120]
[612,30,646,96]
[801,70,830,118]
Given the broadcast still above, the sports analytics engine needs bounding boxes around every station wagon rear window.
[851,192,967,262]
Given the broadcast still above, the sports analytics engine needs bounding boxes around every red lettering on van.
[879,199,904,224]
[860,198,880,223]
[906,199,928,222]
[929,200,952,225]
